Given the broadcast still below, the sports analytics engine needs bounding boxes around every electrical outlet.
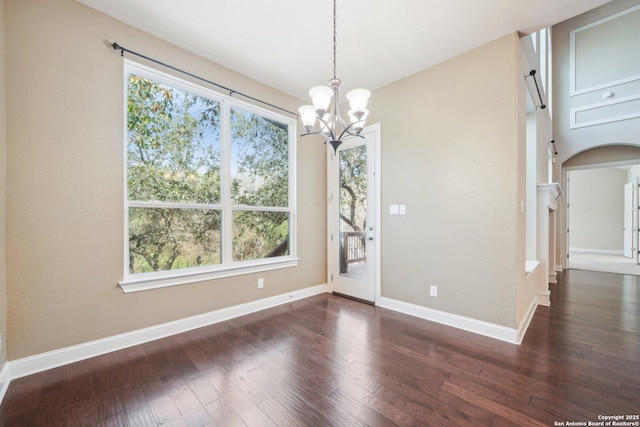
[429,285,438,297]
[258,278,264,289]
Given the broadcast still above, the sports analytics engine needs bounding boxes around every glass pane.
[230,107,288,207]
[232,211,289,261]
[127,74,221,204]
[339,145,367,280]
[129,207,221,273]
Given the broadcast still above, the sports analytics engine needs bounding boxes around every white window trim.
[120,60,298,292]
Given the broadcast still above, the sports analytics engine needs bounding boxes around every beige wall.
[568,168,626,251]
[368,34,522,328]
[0,0,7,368]
[5,0,326,360]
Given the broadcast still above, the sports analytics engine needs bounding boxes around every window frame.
[119,60,298,293]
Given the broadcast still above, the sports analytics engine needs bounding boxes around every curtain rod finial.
[111,42,124,56]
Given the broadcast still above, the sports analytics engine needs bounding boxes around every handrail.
[266,237,289,258]
[341,231,366,265]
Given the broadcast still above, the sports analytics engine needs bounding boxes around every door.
[329,125,378,302]
[624,182,633,258]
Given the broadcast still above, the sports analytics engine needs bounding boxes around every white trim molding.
[0,283,328,404]
[569,248,624,255]
[517,299,539,345]
[570,94,640,129]
[569,4,640,96]
[378,297,537,345]
[537,183,562,209]
[0,363,11,408]
[119,258,300,293]
[537,290,551,307]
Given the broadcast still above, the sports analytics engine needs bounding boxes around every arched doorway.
[560,145,640,274]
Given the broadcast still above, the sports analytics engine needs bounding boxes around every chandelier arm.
[299,129,329,139]
[337,124,365,141]
[315,115,337,140]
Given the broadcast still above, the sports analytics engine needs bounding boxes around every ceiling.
[76,0,612,102]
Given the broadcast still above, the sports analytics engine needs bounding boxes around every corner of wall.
[0,0,8,371]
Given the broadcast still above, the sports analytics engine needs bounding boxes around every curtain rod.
[525,70,546,110]
[110,42,297,117]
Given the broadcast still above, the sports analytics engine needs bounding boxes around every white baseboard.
[516,299,539,345]
[569,248,624,255]
[378,297,533,345]
[2,283,329,398]
[537,291,551,306]
[0,362,11,406]
[555,265,563,272]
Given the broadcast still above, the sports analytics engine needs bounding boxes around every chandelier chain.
[332,0,337,80]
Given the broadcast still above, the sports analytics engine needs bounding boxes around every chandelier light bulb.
[309,86,333,115]
[346,88,371,112]
[298,105,318,132]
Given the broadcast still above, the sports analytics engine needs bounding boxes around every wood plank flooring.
[0,269,638,426]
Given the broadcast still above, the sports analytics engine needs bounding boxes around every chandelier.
[298,0,371,153]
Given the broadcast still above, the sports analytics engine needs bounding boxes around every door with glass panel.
[330,126,377,302]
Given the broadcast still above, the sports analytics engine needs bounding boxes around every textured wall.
[5,0,326,359]
[367,34,522,328]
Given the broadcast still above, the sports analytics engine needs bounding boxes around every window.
[121,61,297,291]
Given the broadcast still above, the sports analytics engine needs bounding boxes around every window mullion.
[288,122,297,260]
[128,201,223,210]
[221,100,234,266]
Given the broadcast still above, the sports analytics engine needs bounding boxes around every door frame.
[624,182,633,258]
[327,123,381,304]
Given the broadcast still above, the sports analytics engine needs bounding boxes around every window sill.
[525,259,541,279]
[118,258,300,293]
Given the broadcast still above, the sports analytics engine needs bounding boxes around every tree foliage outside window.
[339,145,367,233]
[125,62,294,279]
[230,108,290,261]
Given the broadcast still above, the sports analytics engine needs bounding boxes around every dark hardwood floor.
[0,269,638,426]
